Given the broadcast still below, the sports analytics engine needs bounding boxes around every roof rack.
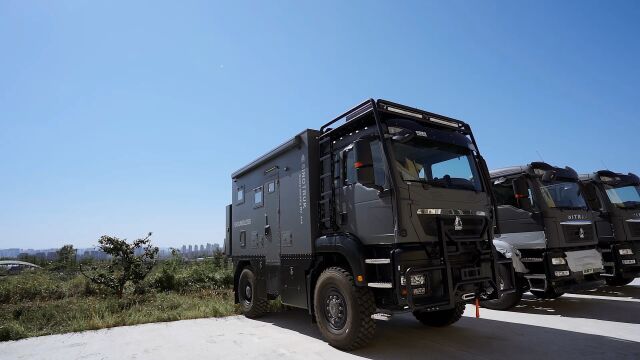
[319,99,374,135]
[376,99,471,134]
[319,99,473,139]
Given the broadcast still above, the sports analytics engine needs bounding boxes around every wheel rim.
[239,273,253,307]
[324,287,347,331]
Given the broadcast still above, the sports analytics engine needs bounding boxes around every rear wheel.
[605,275,635,286]
[413,302,465,327]
[530,288,564,299]
[313,267,376,350]
[237,267,268,318]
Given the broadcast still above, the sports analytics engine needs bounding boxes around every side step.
[365,259,391,264]
[368,282,392,289]
[371,313,392,321]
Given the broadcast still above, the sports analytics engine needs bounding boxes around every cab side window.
[583,183,603,211]
[343,148,357,185]
[370,140,387,188]
[493,180,518,207]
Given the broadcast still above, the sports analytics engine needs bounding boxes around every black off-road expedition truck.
[580,170,640,286]
[224,99,513,350]
[482,162,605,310]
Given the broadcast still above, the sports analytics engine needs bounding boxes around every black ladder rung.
[320,173,332,179]
[320,154,332,161]
[319,199,332,204]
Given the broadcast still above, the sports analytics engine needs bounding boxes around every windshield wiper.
[557,206,589,210]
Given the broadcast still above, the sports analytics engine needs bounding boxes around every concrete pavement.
[2,280,639,360]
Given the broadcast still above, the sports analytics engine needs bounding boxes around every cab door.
[340,140,394,244]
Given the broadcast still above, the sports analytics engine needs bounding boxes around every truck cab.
[226,99,513,349]
[580,170,640,286]
[482,162,605,310]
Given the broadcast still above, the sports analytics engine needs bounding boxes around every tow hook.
[461,292,475,301]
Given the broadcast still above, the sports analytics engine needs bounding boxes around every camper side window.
[236,186,245,205]
[254,187,263,208]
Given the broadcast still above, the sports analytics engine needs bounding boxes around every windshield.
[392,139,482,192]
[538,181,587,209]
[604,184,640,209]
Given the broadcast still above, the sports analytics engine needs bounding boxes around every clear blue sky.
[1,1,639,249]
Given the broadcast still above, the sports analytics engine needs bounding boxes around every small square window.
[236,186,244,204]
[254,187,264,207]
[267,181,275,193]
[240,231,246,248]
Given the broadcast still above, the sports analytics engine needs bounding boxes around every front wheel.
[237,267,268,318]
[530,288,564,299]
[605,275,635,286]
[313,267,376,351]
[413,302,465,327]
[481,289,523,310]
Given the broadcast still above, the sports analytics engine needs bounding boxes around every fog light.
[555,270,570,277]
[622,259,637,265]
[410,274,425,286]
[413,287,426,295]
[551,257,566,265]
[619,249,634,255]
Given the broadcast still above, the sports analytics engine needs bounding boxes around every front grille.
[628,222,640,237]
[562,224,594,243]
[418,215,487,239]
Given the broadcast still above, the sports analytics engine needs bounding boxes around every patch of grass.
[0,290,237,341]
[0,257,240,342]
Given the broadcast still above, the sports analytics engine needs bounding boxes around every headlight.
[554,270,570,277]
[619,249,634,255]
[551,257,566,265]
[410,274,425,286]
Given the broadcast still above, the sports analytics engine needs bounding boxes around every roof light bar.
[428,117,460,128]
[385,106,423,119]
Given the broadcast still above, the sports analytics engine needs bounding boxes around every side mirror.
[353,139,376,188]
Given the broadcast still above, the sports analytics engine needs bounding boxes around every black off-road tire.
[413,302,465,327]
[237,267,268,318]
[313,267,376,351]
[481,289,523,311]
[605,275,635,287]
[530,288,564,299]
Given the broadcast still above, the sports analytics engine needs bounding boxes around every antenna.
[535,150,545,162]
[600,160,609,171]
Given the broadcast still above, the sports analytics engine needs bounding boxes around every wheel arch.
[307,234,367,315]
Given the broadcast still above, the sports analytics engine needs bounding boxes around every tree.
[81,232,159,297]
[54,244,77,271]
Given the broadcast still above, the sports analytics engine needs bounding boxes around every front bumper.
[604,242,640,278]
[390,243,515,312]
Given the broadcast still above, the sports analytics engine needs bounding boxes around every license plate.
[583,268,594,275]
[622,259,637,265]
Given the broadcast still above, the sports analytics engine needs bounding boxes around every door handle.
[265,224,271,236]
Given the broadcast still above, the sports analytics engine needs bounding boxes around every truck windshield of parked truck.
[392,138,482,192]
[604,184,640,209]
[539,181,588,209]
